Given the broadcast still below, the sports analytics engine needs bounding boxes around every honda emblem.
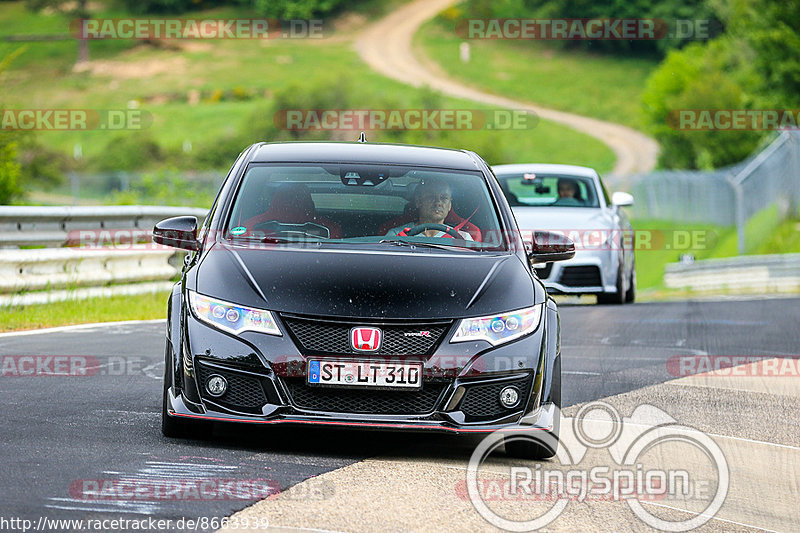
[350,327,382,352]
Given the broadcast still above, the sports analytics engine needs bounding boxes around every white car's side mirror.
[611,191,634,207]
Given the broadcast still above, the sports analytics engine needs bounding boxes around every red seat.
[378,204,482,241]
[242,183,342,239]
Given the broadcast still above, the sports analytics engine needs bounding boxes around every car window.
[497,173,600,208]
[224,163,507,251]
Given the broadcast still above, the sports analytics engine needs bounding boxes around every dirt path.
[354,0,659,179]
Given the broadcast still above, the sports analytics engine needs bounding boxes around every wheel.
[597,261,626,305]
[505,411,560,460]
[625,261,636,303]
[505,359,561,460]
[161,342,196,438]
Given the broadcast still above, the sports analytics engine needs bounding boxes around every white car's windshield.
[497,173,600,208]
[225,163,507,250]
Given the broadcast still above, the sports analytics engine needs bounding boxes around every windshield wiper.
[378,239,475,251]
[261,235,325,244]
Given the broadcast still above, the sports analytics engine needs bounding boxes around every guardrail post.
[732,179,746,255]
[791,132,800,217]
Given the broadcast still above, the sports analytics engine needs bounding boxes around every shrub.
[0,135,23,205]
[89,132,164,171]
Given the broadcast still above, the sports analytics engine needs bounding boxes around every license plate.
[307,359,422,389]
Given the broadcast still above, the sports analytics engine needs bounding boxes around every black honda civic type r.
[154,141,574,458]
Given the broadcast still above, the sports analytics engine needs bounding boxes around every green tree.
[642,40,761,169]
[721,0,800,107]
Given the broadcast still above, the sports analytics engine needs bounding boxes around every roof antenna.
[357,131,367,143]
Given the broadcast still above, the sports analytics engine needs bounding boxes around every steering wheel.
[402,223,462,239]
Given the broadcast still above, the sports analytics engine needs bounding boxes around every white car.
[492,164,636,304]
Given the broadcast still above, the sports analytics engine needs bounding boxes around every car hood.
[512,207,612,232]
[193,244,542,320]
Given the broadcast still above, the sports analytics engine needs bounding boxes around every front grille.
[459,375,533,420]
[534,263,553,279]
[559,265,602,287]
[196,362,267,413]
[284,379,448,415]
[282,316,450,355]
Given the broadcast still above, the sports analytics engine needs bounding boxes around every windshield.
[496,173,600,208]
[224,163,506,251]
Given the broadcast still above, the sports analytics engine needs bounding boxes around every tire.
[597,261,626,305]
[161,342,195,438]
[625,261,636,303]
[505,359,561,460]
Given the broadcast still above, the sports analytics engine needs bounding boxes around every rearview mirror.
[528,231,575,264]
[153,216,200,251]
[611,191,634,207]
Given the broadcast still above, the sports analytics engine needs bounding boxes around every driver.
[385,179,474,240]
[553,177,585,206]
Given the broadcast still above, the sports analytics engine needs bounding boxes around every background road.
[354,0,660,180]
[1,298,798,531]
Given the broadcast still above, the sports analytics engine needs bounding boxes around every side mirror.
[529,231,575,264]
[153,216,200,251]
[611,191,634,207]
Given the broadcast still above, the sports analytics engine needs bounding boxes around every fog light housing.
[206,375,227,397]
[499,386,520,408]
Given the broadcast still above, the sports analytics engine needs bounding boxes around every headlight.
[188,291,281,336]
[451,304,542,346]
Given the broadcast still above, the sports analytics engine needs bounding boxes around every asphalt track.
[1,297,798,532]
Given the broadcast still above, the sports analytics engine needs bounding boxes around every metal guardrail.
[0,205,207,247]
[0,248,179,293]
[0,205,206,305]
[664,254,800,292]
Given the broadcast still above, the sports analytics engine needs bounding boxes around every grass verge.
[634,209,800,295]
[0,291,169,332]
[415,12,658,130]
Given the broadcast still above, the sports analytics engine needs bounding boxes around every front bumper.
[535,251,616,294]
[167,298,560,435]
[165,385,558,434]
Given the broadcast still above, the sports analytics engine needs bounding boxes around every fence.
[631,131,800,253]
[54,169,224,207]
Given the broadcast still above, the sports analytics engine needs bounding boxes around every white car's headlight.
[188,291,281,336]
[451,304,543,346]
